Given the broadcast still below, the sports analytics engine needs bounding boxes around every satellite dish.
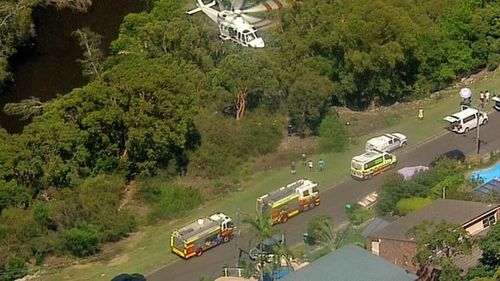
[459,88,472,99]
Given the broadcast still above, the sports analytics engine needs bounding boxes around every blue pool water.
[470,161,500,183]
[264,267,291,281]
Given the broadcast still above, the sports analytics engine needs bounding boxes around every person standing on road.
[308,160,313,172]
[291,161,297,175]
[318,159,325,172]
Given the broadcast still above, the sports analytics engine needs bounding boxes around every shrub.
[396,197,433,215]
[145,182,204,223]
[318,115,349,153]
[375,173,406,216]
[0,181,30,213]
[376,162,464,216]
[188,110,283,179]
[0,208,42,262]
[306,215,334,245]
[32,203,57,230]
[77,175,136,242]
[430,174,465,199]
[345,204,374,226]
[0,256,27,281]
[65,221,100,257]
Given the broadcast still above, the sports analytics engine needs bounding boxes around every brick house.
[367,199,500,273]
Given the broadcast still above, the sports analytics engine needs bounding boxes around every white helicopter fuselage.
[217,12,265,48]
[187,0,265,48]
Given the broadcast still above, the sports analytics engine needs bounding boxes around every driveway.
[147,111,500,281]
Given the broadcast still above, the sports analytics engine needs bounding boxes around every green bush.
[306,215,334,245]
[0,181,30,213]
[318,115,349,153]
[376,162,464,216]
[144,182,204,223]
[0,208,42,262]
[77,175,136,242]
[345,204,374,226]
[430,174,465,199]
[396,197,433,215]
[65,220,100,257]
[188,111,283,179]
[32,203,54,230]
[0,256,27,281]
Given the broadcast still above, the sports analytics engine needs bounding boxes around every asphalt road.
[148,111,500,281]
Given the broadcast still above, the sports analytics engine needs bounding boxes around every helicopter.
[186,0,290,48]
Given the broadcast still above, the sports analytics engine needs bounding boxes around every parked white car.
[365,133,407,153]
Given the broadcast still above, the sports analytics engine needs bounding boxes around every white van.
[443,108,488,134]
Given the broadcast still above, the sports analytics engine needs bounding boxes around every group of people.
[479,90,492,108]
[290,153,325,174]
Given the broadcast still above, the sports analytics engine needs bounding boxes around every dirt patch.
[250,136,317,173]
[119,181,150,218]
[108,254,130,266]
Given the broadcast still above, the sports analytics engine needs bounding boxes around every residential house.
[280,244,418,281]
[367,199,500,273]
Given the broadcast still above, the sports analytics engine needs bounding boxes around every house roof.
[472,179,500,198]
[280,245,417,281]
[361,216,397,238]
[370,199,499,241]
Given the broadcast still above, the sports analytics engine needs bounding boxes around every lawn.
[42,71,500,281]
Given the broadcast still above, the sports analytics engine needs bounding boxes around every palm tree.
[307,215,348,251]
[270,239,295,280]
[242,212,277,281]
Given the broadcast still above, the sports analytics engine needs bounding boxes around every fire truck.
[170,212,234,259]
[257,179,320,225]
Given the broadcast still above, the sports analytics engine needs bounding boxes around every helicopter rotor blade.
[232,0,245,11]
[217,0,225,10]
[240,14,272,28]
[242,0,289,14]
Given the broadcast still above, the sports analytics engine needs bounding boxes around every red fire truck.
[170,212,234,259]
[257,179,320,224]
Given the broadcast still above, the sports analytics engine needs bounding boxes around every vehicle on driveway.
[351,150,397,180]
[365,133,407,153]
[443,107,488,134]
[257,179,319,225]
[249,233,286,263]
[170,213,234,259]
[429,149,466,167]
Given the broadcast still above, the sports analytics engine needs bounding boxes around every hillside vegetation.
[0,0,499,279]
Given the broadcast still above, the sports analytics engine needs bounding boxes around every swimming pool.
[470,161,500,184]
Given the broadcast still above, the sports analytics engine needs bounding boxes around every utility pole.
[235,208,240,268]
[476,108,481,154]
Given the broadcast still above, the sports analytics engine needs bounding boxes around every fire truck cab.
[257,179,319,225]
[170,212,234,259]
